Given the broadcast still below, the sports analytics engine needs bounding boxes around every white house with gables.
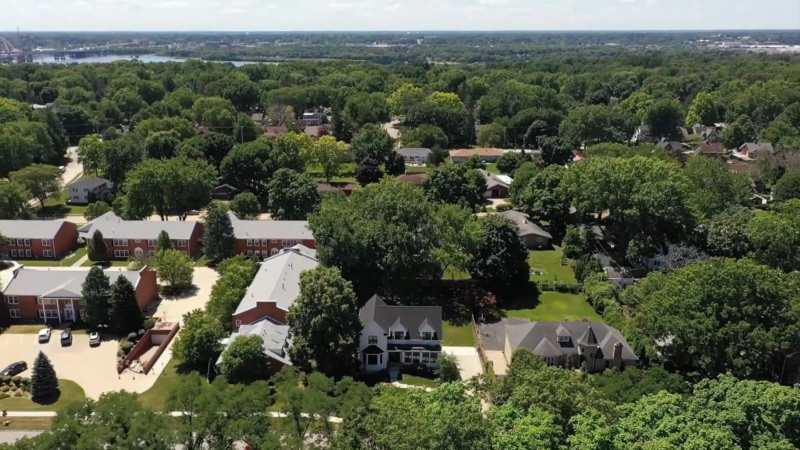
[358,295,443,377]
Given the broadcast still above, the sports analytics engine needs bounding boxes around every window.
[41,239,52,246]
[247,250,253,256]
[412,352,421,363]
[557,336,570,343]
[392,331,405,340]
[177,240,187,247]
[112,239,128,246]
[368,336,378,345]
[246,239,253,247]
[6,296,18,305]
[271,248,279,256]
[9,309,20,318]
[148,250,155,257]
[8,239,15,246]
[260,239,268,246]
[25,250,31,257]
[421,332,433,340]
[83,188,88,192]
[43,250,53,258]
[546,357,558,366]
[23,239,31,246]
[367,354,379,366]
[73,195,80,200]
[147,240,157,247]
[10,250,17,257]
[430,352,439,362]
[135,239,142,244]
[72,187,78,192]
[235,320,242,328]
[404,352,412,364]
[114,250,130,258]
[38,310,58,319]
[421,352,431,363]
[604,360,610,369]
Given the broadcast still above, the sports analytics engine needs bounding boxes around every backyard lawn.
[138,358,196,411]
[13,247,87,267]
[441,322,474,347]
[1,324,89,335]
[39,190,88,217]
[400,374,438,388]
[528,247,576,283]
[81,260,132,268]
[0,379,85,412]
[504,292,603,323]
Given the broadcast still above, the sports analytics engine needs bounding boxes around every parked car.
[1,361,27,377]
[58,166,66,173]
[89,332,101,347]
[38,328,52,343]
[60,329,72,346]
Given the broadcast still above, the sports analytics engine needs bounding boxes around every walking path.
[2,410,343,423]
[71,253,90,267]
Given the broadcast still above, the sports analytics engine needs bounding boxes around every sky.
[3,0,800,32]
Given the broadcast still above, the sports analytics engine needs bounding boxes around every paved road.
[27,146,83,208]
[0,431,44,444]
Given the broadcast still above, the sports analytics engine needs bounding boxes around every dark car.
[1,361,27,377]
[60,329,72,346]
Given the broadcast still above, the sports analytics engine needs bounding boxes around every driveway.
[0,431,43,444]
[62,146,83,185]
[442,346,483,381]
[145,267,218,325]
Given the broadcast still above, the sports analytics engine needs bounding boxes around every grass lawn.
[39,190,88,217]
[1,324,89,335]
[138,358,198,411]
[62,247,87,266]
[486,163,500,174]
[753,209,770,217]
[528,247,576,284]
[0,380,85,412]
[0,417,53,430]
[442,322,474,347]
[400,375,438,388]
[504,292,603,323]
[81,260,131,268]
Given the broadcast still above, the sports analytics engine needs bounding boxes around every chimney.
[613,342,623,366]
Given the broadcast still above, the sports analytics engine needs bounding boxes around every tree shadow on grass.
[37,204,69,219]
[161,284,200,300]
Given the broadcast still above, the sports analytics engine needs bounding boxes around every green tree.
[155,249,194,293]
[103,135,145,188]
[705,207,754,259]
[685,91,719,126]
[205,256,257,328]
[562,225,589,259]
[144,130,181,159]
[191,96,236,126]
[684,155,751,220]
[124,157,216,221]
[644,98,683,140]
[156,230,172,253]
[88,229,109,262]
[0,129,36,177]
[721,115,757,150]
[229,192,261,219]
[108,275,143,336]
[266,168,321,220]
[462,154,486,170]
[178,132,235,169]
[0,181,31,220]
[590,367,689,405]
[477,123,505,148]
[203,202,236,263]
[30,351,58,399]
[9,164,61,207]
[352,123,394,163]
[402,124,449,150]
[355,157,384,187]
[306,135,348,183]
[220,139,273,199]
[559,104,613,146]
[510,161,541,208]
[287,266,361,378]
[0,97,30,124]
[56,105,94,144]
[344,92,390,128]
[520,165,570,229]
[747,203,800,272]
[773,171,800,202]
[437,352,462,384]
[172,309,226,368]
[221,335,271,384]
[111,87,146,121]
[77,134,105,176]
[80,266,111,328]
[538,136,574,167]
[496,152,522,175]
[424,163,485,211]
[468,215,529,296]
[385,151,406,177]
[83,201,111,220]
[388,83,426,117]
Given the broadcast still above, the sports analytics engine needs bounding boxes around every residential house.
[737,142,774,159]
[497,210,552,249]
[632,125,658,143]
[655,138,684,153]
[3,267,158,323]
[359,295,443,373]
[479,169,510,198]
[304,125,328,139]
[66,177,113,205]
[395,173,428,187]
[752,193,770,207]
[251,113,265,124]
[302,111,323,125]
[77,212,204,259]
[502,321,638,372]
[397,148,432,165]
[211,184,239,201]
[265,125,289,137]
[694,142,725,157]
[228,211,315,259]
[0,221,78,260]
[317,182,358,197]
[449,148,504,163]
[692,124,722,143]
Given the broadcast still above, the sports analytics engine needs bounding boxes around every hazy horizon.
[4,0,799,33]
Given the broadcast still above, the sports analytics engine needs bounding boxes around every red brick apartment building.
[78,212,204,259]
[0,220,78,259]
[3,267,158,323]
[227,211,315,258]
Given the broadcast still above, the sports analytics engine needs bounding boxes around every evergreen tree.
[88,229,108,261]
[30,351,58,399]
[156,230,172,252]
[109,275,143,335]
[203,202,236,263]
[81,266,111,329]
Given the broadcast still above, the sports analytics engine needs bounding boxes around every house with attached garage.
[497,210,552,249]
[358,295,443,375]
[228,211,315,259]
[78,212,203,259]
[0,220,78,260]
[3,267,158,323]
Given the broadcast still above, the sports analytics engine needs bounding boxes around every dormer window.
[557,336,570,343]
[392,331,405,340]
[421,332,433,340]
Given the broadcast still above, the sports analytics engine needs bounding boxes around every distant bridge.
[0,36,18,54]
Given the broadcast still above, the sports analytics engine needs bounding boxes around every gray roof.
[228,211,314,240]
[4,268,144,298]
[0,220,70,240]
[359,295,443,339]
[740,142,774,154]
[656,138,683,152]
[290,244,316,259]
[505,321,638,361]
[396,148,432,158]
[216,317,292,367]
[478,169,510,190]
[497,210,552,239]
[66,176,112,191]
[234,249,319,316]
[78,212,199,240]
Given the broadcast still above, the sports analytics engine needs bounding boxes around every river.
[32,54,264,66]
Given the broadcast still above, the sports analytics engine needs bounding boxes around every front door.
[389,352,401,363]
[64,309,74,321]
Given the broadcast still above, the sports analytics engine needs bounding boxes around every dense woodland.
[2,48,800,449]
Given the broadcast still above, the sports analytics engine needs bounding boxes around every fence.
[471,313,489,371]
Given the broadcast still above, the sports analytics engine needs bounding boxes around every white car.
[89,332,101,347]
[58,166,66,174]
[38,328,52,343]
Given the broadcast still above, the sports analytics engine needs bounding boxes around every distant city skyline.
[3,0,799,32]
